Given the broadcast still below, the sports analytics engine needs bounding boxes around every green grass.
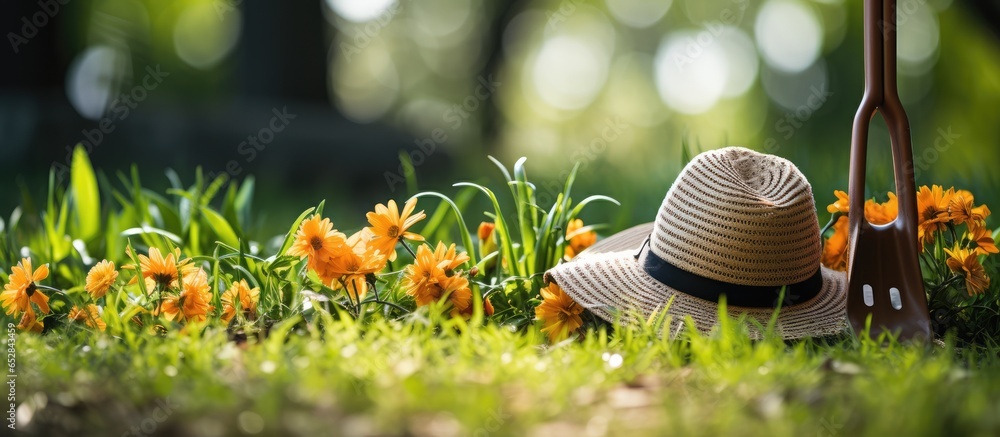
[5,146,1000,436]
[13,317,1000,436]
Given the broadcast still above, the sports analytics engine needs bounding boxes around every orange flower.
[827,190,849,215]
[365,198,426,262]
[456,296,495,319]
[564,219,597,260]
[157,269,215,323]
[1,258,51,318]
[288,215,347,265]
[403,242,475,317]
[944,246,990,296]
[326,231,388,300]
[821,216,850,272]
[949,190,991,227]
[535,282,584,342]
[16,310,43,333]
[864,192,898,225]
[69,304,106,331]
[220,279,260,323]
[85,260,118,299]
[478,222,498,260]
[440,275,473,318]
[916,185,954,247]
[969,225,999,255]
[402,243,447,306]
[124,247,194,291]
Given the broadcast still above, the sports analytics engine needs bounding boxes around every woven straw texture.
[547,147,847,339]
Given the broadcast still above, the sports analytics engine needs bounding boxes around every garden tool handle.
[849,0,919,229]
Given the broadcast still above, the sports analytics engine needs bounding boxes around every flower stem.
[819,213,841,241]
[401,240,418,259]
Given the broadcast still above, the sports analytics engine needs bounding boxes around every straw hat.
[545,147,847,339]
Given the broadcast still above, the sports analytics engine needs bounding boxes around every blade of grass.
[411,191,477,266]
[70,145,101,241]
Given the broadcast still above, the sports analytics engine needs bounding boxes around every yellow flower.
[1,258,51,318]
[535,282,584,342]
[16,310,43,333]
[864,192,898,225]
[564,219,597,260]
[124,247,194,291]
[949,190,991,227]
[968,225,999,255]
[69,304,106,331]
[944,246,990,296]
[365,199,427,262]
[157,269,215,323]
[916,185,954,247]
[827,190,849,215]
[821,216,850,272]
[288,215,347,265]
[85,260,118,300]
[220,279,260,323]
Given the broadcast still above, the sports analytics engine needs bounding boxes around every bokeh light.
[66,45,128,121]
[326,0,397,23]
[654,30,729,114]
[605,0,673,29]
[174,3,242,70]
[330,42,400,123]
[755,0,823,74]
[716,27,759,98]
[530,36,610,111]
[897,0,940,73]
[760,59,828,111]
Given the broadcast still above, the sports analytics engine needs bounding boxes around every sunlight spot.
[174,3,241,69]
[66,45,127,121]
[260,360,277,374]
[605,0,673,28]
[654,31,728,114]
[604,353,624,369]
[531,36,609,110]
[755,0,823,73]
[330,41,400,123]
[326,0,397,23]
[897,1,939,68]
[716,26,759,98]
[341,344,359,358]
[238,411,265,434]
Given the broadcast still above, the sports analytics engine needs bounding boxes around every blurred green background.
[2,0,999,238]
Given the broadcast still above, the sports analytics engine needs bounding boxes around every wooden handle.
[849,0,918,230]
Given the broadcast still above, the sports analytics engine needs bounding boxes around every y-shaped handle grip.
[846,0,930,340]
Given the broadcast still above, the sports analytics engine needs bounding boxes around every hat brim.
[548,240,848,339]
[576,222,655,258]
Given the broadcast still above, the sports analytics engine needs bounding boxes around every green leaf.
[120,225,184,245]
[71,145,101,241]
[235,176,255,230]
[411,191,477,266]
[454,183,518,275]
[278,206,317,256]
[200,206,240,248]
[399,150,418,196]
